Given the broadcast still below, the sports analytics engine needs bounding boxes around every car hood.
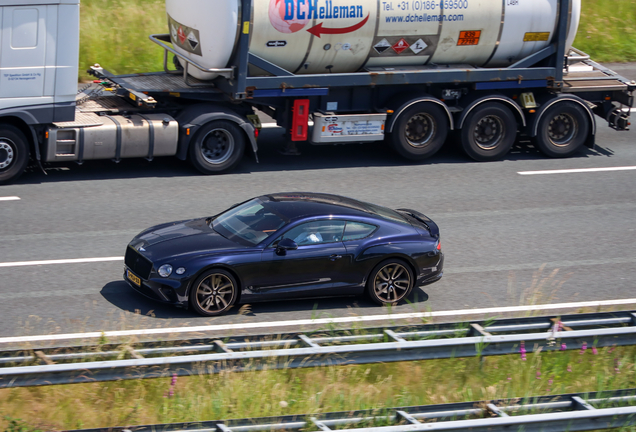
[130,218,248,261]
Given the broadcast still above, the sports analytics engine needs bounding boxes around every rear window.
[363,202,410,226]
[343,222,377,241]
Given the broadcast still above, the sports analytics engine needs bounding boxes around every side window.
[281,220,346,246]
[343,222,377,241]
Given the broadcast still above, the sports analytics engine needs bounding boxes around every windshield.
[212,198,288,246]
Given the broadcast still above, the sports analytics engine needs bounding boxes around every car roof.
[260,192,389,221]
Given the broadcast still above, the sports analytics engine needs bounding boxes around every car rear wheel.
[367,259,414,305]
[189,269,238,316]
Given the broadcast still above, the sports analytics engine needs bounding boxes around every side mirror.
[276,238,298,255]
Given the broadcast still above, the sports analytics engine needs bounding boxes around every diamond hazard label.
[392,38,410,54]
[374,38,391,54]
[177,26,187,44]
[410,39,428,54]
[187,32,199,51]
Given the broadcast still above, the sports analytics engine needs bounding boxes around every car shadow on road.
[100,280,430,320]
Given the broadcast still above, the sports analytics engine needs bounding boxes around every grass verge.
[77,0,635,82]
[1,345,634,430]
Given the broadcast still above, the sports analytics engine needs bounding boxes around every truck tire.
[189,120,245,174]
[461,102,516,161]
[390,103,448,160]
[535,101,589,157]
[0,125,30,185]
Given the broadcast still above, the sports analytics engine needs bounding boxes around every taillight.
[437,241,442,251]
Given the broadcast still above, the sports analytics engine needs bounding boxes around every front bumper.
[124,267,188,306]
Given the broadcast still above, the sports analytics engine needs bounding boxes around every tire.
[390,103,449,160]
[366,259,414,306]
[189,120,245,174]
[535,101,589,158]
[0,125,30,185]
[189,269,239,317]
[460,102,517,161]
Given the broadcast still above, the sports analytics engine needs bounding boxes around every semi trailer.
[0,0,633,184]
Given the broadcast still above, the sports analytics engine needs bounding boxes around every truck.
[0,0,633,184]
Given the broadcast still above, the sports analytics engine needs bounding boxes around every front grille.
[125,247,153,279]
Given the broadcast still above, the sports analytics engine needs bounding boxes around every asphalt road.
[1,108,635,339]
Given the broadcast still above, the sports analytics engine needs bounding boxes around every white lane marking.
[0,257,123,268]
[2,297,636,345]
[0,196,20,201]
[519,166,636,176]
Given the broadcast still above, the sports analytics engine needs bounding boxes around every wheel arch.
[530,94,596,148]
[186,263,243,305]
[362,252,419,288]
[387,97,455,133]
[175,104,257,161]
[457,95,526,130]
[0,116,37,157]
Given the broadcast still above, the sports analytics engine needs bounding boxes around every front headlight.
[158,264,173,278]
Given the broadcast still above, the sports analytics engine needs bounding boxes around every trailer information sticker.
[457,30,480,45]
[523,32,550,42]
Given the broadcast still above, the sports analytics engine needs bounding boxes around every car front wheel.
[189,269,238,316]
[367,259,414,305]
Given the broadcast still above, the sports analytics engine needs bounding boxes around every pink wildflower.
[560,343,567,351]
[520,342,527,361]
[536,371,542,380]
[580,342,587,354]
[567,365,572,372]
[171,373,178,386]
[592,347,598,355]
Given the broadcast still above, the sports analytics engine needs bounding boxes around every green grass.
[1,345,634,430]
[77,0,635,82]
[78,0,166,80]
[574,0,636,62]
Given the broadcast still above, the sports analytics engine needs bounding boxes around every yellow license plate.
[127,270,141,286]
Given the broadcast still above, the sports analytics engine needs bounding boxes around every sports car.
[124,193,443,316]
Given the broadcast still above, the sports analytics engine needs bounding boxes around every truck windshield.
[212,198,288,246]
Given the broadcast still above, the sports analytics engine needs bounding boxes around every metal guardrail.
[1,310,635,388]
[70,389,636,432]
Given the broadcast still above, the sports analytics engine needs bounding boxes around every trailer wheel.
[390,103,448,160]
[535,101,589,158]
[461,102,516,161]
[189,120,245,174]
[0,125,30,185]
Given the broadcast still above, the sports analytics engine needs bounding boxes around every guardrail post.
[216,423,233,432]
[469,324,492,337]
[385,330,407,343]
[214,340,233,353]
[572,396,596,410]
[397,410,421,424]
[631,313,636,326]
[487,403,509,417]
[299,334,321,348]
[311,417,332,431]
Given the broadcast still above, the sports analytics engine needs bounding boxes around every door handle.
[330,254,343,261]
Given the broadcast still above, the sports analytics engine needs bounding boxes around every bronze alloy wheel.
[372,262,412,303]
[191,270,237,316]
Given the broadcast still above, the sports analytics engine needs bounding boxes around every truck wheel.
[390,103,448,160]
[0,125,30,185]
[189,120,245,174]
[535,101,589,157]
[461,102,516,161]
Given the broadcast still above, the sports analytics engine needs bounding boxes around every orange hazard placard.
[457,30,481,46]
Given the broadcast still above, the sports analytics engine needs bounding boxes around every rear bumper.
[417,253,444,286]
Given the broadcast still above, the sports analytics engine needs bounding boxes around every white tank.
[165,0,581,80]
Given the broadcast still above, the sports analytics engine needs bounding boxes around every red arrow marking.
[307,14,370,38]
